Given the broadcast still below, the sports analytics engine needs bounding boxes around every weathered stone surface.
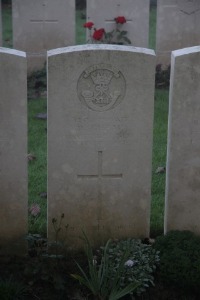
[12,0,75,73]
[86,0,150,47]
[0,48,27,255]
[156,0,200,67]
[165,46,200,234]
[47,44,155,249]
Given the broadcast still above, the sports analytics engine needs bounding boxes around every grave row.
[1,43,200,255]
[1,0,200,72]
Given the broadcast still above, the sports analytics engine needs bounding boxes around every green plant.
[25,217,67,291]
[99,238,160,295]
[84,16,131,45]
[25,215,69,291]
[23,255,67,291]
[28,65,47,99]
[51,214,69,257]
[155,64,170,89]
[71,232,139,300]
[0,276,28,300]
[26,233,48,258]
[2,1,12,48]
[153,230,200,292]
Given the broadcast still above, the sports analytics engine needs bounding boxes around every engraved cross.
[77,151,122,180]
[105,18,133,25]
[30,3,58,29]
[105,4,132,24]
[77,151,123,221]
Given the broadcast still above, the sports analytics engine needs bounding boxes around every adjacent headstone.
[165,46,200,234]
[0,48,27,255]
[12,0,75,73]
[156,0,200,67]
[86,0,150,47]
[47,44,155,249]
[0,1,2,46]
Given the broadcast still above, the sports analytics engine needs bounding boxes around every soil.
[0,252,199,300]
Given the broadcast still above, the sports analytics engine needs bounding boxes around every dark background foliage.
[76,0,86,9]
[2,0,156,8]
[76,0,156,9]
[2,0,11,4]
[153,230,200,293]
[150,0,157,6]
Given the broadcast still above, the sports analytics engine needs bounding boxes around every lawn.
[2,4,168,238]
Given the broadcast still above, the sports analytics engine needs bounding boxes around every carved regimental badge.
[77,64,126,112]
[177,0,200,15]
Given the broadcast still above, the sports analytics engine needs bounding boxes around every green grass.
[28,97,47,235]
[2,4,169,238]
[149,7,156,49]
[151,89,169,237]
[76,9,86,44]
[2,3,12,48]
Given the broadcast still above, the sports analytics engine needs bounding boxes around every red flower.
[93,28,105,41]
[115,16,126,24]
[83,21,94,29]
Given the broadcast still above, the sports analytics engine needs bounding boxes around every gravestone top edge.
[47,44,155,57]
[172,45,200,58]
[0,47,26,57]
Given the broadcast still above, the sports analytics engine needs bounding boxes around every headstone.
[47,44,155,249]
[12,0,75,73]
[165,46,200,234]
[0,1,2,46]
[86,0,150,47]
[0,48,27,255]
[156,0,200,67]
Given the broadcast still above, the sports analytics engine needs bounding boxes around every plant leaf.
[109,282,140,300]
[122,37,131,44]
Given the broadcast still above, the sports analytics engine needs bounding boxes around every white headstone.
[0,48,27,255]
[47,44,155,250]
[156,0,200,67]
[12,0,75,73]
[165,46,200,234]
[86,0,150,47]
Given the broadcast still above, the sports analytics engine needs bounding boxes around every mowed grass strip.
[28,97,47,235]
